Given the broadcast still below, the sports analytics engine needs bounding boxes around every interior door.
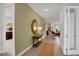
[67,6,79,55]
[2,4,15,56]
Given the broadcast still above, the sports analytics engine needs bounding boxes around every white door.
[67,6,79,55]
[2,4,15,56]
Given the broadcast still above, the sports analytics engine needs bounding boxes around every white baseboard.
[17,44,33,56]
[17,35,46,56]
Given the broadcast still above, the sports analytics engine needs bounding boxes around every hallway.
[22,35,63,56]
[1,3,79,56]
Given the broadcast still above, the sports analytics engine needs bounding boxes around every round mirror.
[31,19,38,34]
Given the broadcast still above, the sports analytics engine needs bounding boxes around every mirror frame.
[31,19,38,34]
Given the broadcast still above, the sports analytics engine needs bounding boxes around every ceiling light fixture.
[45,9,48,11]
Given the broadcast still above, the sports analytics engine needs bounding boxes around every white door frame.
[67,6,79,55]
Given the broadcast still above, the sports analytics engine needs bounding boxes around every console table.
[32,35,42,47]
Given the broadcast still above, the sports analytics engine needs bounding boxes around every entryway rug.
[38,42,54,56]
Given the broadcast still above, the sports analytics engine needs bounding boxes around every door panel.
[69,10,75,50]
[76,9,79,50]
[67,6,79,55]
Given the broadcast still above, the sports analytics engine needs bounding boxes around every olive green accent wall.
[15,3,48,55]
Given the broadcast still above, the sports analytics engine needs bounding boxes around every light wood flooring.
[22,35,63,56]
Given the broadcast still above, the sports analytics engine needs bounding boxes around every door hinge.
[66,48,68,56]
[66,48,68,51]
[66,36,68,38]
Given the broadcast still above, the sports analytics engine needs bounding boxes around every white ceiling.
[28,3,63,24]
[28,3,79,24]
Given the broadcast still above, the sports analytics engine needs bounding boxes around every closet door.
[67,6,79,55]
[2,4,15,56]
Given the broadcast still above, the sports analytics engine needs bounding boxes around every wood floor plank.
[39,43,54,56]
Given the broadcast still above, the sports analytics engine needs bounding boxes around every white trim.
[68,50,79,55]
[17,34,46,56]
[17,44,33,56]
[13,3,15,56]
[68,6,79,9]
